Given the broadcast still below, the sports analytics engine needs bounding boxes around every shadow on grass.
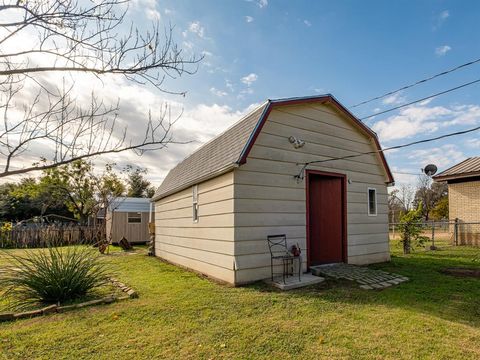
[246,246,480,327]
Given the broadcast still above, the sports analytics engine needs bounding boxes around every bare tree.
[0,0,200,178]
[413,174,447,221]
[398,184,415,212]
[388,184,414,221]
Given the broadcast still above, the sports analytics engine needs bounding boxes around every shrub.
[0,246,109,307]
[398,202,429,254]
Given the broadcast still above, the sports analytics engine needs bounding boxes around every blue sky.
[127,0,480,185]
[6,0,473,186]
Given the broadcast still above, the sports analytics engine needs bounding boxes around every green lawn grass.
[1,244,480,359]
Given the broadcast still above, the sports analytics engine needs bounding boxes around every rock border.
[109,277,139,299]
[0,278,137,322]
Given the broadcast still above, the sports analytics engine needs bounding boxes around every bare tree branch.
[0,0,201,177]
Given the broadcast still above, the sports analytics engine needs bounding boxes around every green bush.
[0,246,109,307]
[398,202,429,254]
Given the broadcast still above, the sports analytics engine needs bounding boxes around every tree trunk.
[403,234,411,254]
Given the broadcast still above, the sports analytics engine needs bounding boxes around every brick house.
[433,157,480,245]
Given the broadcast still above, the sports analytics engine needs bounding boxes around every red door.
[307,172,345,265]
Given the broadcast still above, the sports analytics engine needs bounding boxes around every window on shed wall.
[127,212,142,223]
[193,185,199,222]
[368,188,377,216]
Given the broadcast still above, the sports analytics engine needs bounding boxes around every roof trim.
[236,94,394,184]
[432,157,480,182]
[433,171,480,182]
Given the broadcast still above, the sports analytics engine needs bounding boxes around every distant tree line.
[0,160,155,224]
[388,174,448,223]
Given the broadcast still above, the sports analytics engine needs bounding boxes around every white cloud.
[408,144,464,169]
[418,98,434,106]
[443,104,480,125]
[187,21,205,38]
[210,87,228,97]
[1,68,260,185]
[241,73,258,86]
[389,166,420,186]
[182,41,194,49]
[466,138,480,148]
[145,8,161,20]
[245,16,254,23]
[383,92,405,105]
[435,45,451,56]
[433,10,450,30]
[225,80,234,92]
[245,0,268,8]
[132,0,160,20]
[304,20,312,27]
[439,10,450,20]
[148,102,261,182]
[372,103,480,142]
[164,9,172,15]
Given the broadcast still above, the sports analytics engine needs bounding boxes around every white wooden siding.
[234,103,390,283]
[155,171,236,284]
[154,102,391,285]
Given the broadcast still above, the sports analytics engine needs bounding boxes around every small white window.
[127,212,142,223]
[368,188,377,216]
[193,185,199,222]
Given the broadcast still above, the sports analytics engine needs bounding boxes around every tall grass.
[0,246,109,308]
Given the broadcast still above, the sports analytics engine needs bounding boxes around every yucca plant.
[0,246,109,308]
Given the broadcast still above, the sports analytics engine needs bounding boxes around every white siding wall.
[233,103,390,284]
[154,172,236,284]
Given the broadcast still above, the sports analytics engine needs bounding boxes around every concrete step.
[266,272,325,291]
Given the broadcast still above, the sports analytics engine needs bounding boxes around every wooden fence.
[0,224,105,248]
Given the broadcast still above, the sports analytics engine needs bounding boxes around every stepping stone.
[310,264,408,289]
[360,285,374,290]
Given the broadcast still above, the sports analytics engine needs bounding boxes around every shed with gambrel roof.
[153,95,394,284]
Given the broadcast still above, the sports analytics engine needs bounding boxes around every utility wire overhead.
[351,56,480,108]
[392,171,422,176]
[360,77,480,121]
[296,124,480,177]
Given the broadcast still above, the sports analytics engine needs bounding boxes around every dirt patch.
[441,267,480,278]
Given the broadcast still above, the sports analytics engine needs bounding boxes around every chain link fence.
[389,219,480,250]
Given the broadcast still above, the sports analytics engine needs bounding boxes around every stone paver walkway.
[311,263,409,290]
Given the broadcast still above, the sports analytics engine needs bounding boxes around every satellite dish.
[423,164,438,176]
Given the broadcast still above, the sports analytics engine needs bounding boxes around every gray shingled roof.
[153,103,268,199]
[153,94,394,200]
[433,157,480,181]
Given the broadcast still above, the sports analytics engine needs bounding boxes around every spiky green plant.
[0,246,109,307]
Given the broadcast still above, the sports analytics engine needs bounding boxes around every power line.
[296,124,480,178]
[392,171,422,176]
[360,77,480,120]
[351,56,480,108]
